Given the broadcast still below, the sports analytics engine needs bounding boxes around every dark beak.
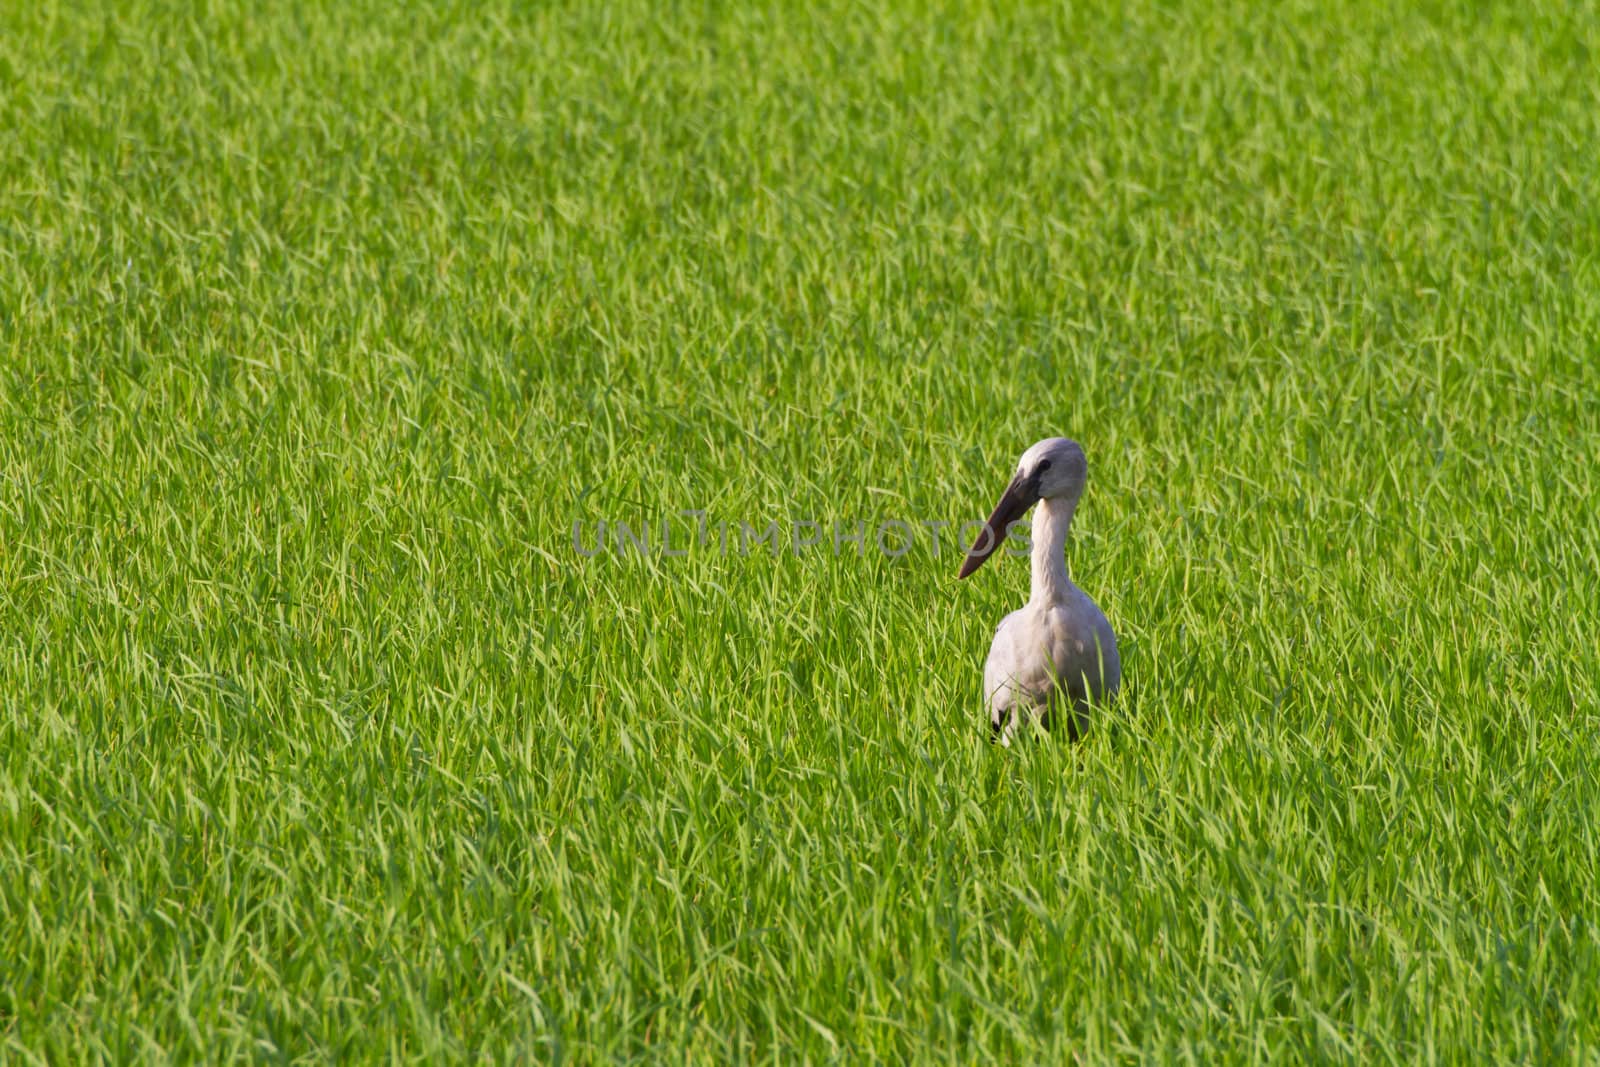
[957,471,1038,579]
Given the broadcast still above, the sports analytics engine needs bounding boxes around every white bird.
[958,438,1120,744]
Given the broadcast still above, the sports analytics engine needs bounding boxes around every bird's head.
[957,437,1086,579]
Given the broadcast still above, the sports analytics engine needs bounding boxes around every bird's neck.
[1030,495,1077,605]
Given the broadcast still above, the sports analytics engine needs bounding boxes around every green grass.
[3,0,1599,1060]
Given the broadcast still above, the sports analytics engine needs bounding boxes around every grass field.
[4,0,1600,1060]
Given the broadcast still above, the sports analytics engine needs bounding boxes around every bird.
[957,438,1120,744]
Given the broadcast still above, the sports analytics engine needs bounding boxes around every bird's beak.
[957,471,1038,579]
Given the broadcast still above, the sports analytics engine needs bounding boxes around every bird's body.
[959,439,1119,743]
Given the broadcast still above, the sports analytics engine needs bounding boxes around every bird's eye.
[1037,459,1052,473]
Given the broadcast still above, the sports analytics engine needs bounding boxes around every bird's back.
[984,586,1119,740]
